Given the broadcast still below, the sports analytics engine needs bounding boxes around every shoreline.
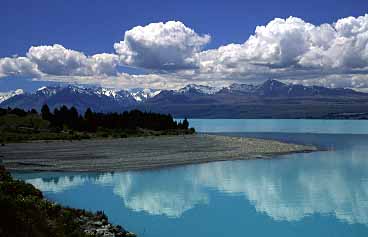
[0,165,136,237]
[0,134,319,172]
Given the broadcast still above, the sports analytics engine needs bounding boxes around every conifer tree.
[182,118,189,129]
[41,104,52,121]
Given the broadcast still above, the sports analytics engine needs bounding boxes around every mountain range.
[2,79,368,119]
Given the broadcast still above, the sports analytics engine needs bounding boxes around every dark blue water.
[14,120,368,237]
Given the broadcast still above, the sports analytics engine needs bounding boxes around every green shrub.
[0,165,87,237]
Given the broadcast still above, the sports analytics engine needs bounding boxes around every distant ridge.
[1,80,368,118]
[219,79,364,97]
[0,89,24,103]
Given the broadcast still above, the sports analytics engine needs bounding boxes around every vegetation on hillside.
[0,105,194,143]
[0,165,135,236]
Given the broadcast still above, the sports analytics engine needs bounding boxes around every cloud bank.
[1,15,368,89]
[197,15,368,84]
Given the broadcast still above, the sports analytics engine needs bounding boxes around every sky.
[1,0,368,92]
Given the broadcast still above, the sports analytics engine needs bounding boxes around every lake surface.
[14,119,368,237]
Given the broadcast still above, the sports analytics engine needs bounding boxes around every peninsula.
[1,134,317,172]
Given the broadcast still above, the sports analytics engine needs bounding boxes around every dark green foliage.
[0,107,30,117]
[41,104,52,121]
[0,166,134,237]
[0,179,43,199]
[43,106,191,132]
[87,109,180,131]
[84,108,97,132]
[0,165,86,237]
[0,105,194,142]
[9,108,28,117]
[182,118,189,129]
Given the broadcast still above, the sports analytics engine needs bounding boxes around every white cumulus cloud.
[0,56,42,78]
[114,21,211,70]
[1,15,368,90]
[0,44,120,79]
[197,14,368,85]
[27,44,119,76]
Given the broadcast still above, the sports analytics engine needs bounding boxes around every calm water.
[14,119,368,237]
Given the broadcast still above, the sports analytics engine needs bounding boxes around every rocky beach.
[0,134,317,172]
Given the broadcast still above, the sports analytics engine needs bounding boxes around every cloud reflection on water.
[24,150,368,224]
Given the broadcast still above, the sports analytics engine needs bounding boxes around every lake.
[14,119,368,237]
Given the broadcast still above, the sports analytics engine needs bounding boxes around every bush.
[0,165,86,237]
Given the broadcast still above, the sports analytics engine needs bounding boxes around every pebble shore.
[1,134,318,172]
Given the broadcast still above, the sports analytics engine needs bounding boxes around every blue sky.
[1,0,368,92]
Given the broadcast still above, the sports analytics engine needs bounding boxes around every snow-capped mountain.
[95,88,118,98]
[220,83,256,94]
[36,86,58,96]
[129,88,161,102]
[1,80,367,118]
[178,84,221,95]
[0,89,24,103]
[0,85,138,112]
[220,79,364,97]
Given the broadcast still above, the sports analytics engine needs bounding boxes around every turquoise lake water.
[14,119,368,237]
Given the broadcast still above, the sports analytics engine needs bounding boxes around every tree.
[51,108,62,129]
[9,108,27,117]
[69,107,79,130]
[20,104,192,133]
[84,108,93,121]
[182,118,189,129]
[41,104,52,121]
[84,108,97,132]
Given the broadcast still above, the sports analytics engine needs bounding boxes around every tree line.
[0,107,38,117]
[0,105,191,132]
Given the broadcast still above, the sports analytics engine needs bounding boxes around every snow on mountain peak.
[37,86,47,91]
[179,84,221,95]
[0,89,24,103]
[129,88,161,102]
[95,88,118,98]
[226,83,256,93]
[36,86,59,96]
